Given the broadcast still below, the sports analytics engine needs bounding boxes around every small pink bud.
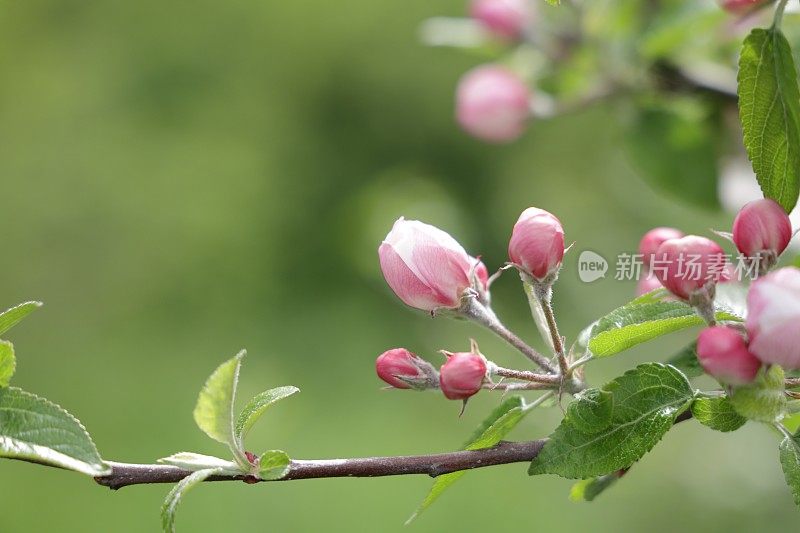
[469,0,531,40]
[439,352,487,400]
[719,0,767,15]
[379,218,474,312]
[376,348,435,390]
[638,227,684,268]
[732,198,792,259]
[635,275,663,297]
[508,207,565,281]
[471,256,489,291]
[746,267,800,369]
[696,326,761,385]
[456,65,530,143]
[652,235,728,300]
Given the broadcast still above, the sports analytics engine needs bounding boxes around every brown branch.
[94,410,695,490]
[94,440,547,490]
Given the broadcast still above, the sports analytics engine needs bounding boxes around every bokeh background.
[0,0,796,531]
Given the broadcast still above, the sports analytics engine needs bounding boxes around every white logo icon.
[578,250,608,283]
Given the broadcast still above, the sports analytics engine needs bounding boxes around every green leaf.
[691,396,747,432]
[407,396,531,524]
[193,351,245,453]
[234,386,299,449]
[0,301,42,337]
[587,297,740,358]
[625,100,721,209]
[158,452,241,473]
[730,365,787,423]
[529,364,693,478]
[567,388,613,434]
[259,450,291,480]
[161,467,222,533]
[0,386,109,476]
[738,27,800,213]
[665,343,702,378]
[569,471,624,502]
[780,430,800,508]
[0,340,15,387]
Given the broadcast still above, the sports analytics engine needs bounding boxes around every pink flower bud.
[471,256,489,291]
[638,227,684,268]
[719,0,767,15]
[732,198,792,258]
[456,65,530,143]
[696,326,761,385]
[439,352,487,400]
[652,235,728,300]
[746,267,800,369]
[508,207,565,280]
[375,348,436,390]
[635,275,663,297]
[469,0,531,40]
[379,218,474,312]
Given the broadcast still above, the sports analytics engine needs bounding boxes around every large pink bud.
[746,267,800,369]
[638,227,684,268]
[379,218,474,312]
[732,198,792,259]
[508,207,565,281]
[469,0,531,40]
[439,352,487,400]
[696,326,761,385]
[652,235,728,300]
[375,348,436,390]
[456,65,530,143]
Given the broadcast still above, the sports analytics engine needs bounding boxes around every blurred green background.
[0,0,795,531]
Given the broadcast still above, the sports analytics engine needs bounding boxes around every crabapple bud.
[732,198,792,262]
[719,0,768,15]
[696,326,761,385]
[508,207,565,281]
[375,348,436,390]
[746,267,800,369]
[638,227,684,268]
[456,65,530,143]
[439,352,487,400]
[652,235,727,301]
[379,218,474,312]
[469,0,531,40]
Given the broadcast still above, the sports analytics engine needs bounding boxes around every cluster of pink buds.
[694,266,800,384]
[376,207,571,408]
[635,227,684,296]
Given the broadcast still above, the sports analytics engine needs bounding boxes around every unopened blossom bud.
[379,218,474,312]
[746,267,800,369]
[508,207,565,281]
[376,348,437,390]
[469,0,531,40]
[456,65,530,143]
[638,227,684,268]
[439,352,487,400]
[652,235,727,301]
[732,199,792,267]
[696,326,761,385]
[719,0,768,15]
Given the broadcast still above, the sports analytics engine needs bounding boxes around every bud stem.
[459,294,558,374]
[525,278,570,377]
[490,365,562,384]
